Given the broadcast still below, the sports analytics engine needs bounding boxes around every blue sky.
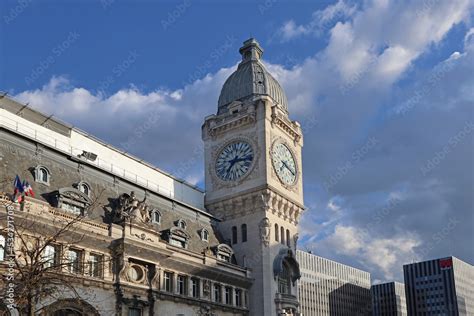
[2,0,473,283]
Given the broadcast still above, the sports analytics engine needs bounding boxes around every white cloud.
[276,0,357,42]
[323,224,421,279]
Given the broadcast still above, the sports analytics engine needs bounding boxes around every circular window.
[128,264,144,282]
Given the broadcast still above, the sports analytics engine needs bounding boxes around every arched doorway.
[42,299,100,316]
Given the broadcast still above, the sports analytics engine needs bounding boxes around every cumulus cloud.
[276,0,357,42]
[14,67,234,185]
[320,224,421,279]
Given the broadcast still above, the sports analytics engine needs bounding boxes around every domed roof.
[218,38,288,112]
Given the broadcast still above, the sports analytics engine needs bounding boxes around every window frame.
[213,283,222,303]
[225,286,232,305]
[241,224,247,243]
[88,253,103,278]
[150,209,161,224]
[231,226,237,244]
[200,228,209,242]
[235,288,242,307]
[176,219,187,229]
[67,248,82,274]
[177,274,187,295]
[191,277,200,298]
[34,165,51,185]
[43,244,59,268]
[76,181,91,198]
[164,271,173,292]
[286,229,291,247]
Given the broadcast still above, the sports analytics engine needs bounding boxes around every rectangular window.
[170,238,185,248]
[164,271,173,292]
[88,253,102,278]
[214,284,221,303]
[67,249,82,274]
[191,278,200,298]
[235,289,242,306]
[43,244,59,268]
[128,308,141,316]
[177,275,186,295]
[225,286,232,305]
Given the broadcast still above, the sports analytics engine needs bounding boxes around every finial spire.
[239,38,263,62]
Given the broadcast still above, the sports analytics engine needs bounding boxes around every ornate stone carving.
[119,260,131,281]
[259,217,271,247]
[110,191,150,224]
[151,268,160,289]
[203,280,211,297]
[293,233,299,250]
[195,305,217,316]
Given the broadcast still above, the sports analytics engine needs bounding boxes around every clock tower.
[202,38,304,316]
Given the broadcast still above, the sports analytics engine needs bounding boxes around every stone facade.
[202,39,303,316]
[0,96,251,315]
[0,37,305,316]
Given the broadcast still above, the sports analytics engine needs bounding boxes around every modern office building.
[371,281,407,315]
[296,250,371,316]
[403,256,474,315]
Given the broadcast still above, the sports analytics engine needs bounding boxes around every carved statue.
[259,217,271,247]
[293,233,299,250]
[203,280,211,296]
[114,191,151,224]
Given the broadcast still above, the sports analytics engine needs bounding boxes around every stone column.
[220,284,225,304]
[173,273,178,294]
[83,249,90,276]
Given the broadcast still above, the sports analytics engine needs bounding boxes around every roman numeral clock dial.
[215,141,254,181]
[272,142,297,185]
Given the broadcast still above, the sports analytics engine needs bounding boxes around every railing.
[0,113,200,206]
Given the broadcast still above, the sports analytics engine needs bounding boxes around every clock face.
[215,141,254,181]
[272,143,297,185]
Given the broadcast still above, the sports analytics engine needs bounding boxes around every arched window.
[201,229,209,242]
[76,181,91,197]
[274,224,279,242]
[280,226,285,245]
[34,165,51,185]
[241,224,247,242]
[278,262,291,294]
[232,226,237,244]
[151,210,161,224]
[286,229,291,247]
[176,219,187,229]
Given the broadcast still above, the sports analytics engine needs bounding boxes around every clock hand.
[282,161,295,176]
[233,156,253,163]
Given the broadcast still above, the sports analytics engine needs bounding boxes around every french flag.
[23,181,35,197]
[13,175,23,194]
[13,175,24,202]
